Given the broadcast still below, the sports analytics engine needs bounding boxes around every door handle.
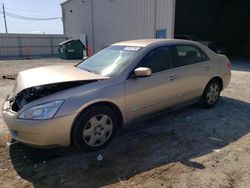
[205,65,210,71]
[169,75,177,81]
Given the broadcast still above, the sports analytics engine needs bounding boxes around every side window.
[174,45,203,67]
[201,50,210,61]
[136,46,174,74]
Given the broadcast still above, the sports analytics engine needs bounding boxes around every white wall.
[92,0,156,52]
[62,0,175,52]
[156,0,176,38]
[62,0,94,53]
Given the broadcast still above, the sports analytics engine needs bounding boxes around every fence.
[0,33,68,59]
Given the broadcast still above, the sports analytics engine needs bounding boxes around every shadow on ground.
[9,97,250,187]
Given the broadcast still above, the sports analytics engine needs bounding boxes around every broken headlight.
[18,100,64,120]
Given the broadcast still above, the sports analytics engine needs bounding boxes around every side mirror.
[134,67,152,77]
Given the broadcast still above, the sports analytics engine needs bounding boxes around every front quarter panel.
[55,80,126,123]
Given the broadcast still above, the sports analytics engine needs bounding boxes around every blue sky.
[0,0,64,34]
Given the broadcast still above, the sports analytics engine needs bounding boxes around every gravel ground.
[0,58,250,188]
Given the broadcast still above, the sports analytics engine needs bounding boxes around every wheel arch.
[208,76,223,91]
[70,101,124,145]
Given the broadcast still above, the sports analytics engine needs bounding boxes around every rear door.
[125,45,182,122]
[173,44,212,102]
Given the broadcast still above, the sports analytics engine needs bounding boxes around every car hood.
[13,65,108,95]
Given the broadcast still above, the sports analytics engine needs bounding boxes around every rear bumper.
[222,72,231,91]
[2,99,76,148]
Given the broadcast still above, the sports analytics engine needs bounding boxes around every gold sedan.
[2,39,231,150]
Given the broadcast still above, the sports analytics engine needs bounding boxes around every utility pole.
[2,3,8,33]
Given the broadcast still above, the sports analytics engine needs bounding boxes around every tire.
[72,105,118,151]
[199,79,221,108]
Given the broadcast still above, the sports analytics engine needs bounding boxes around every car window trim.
[199,48,210,62]
[173,44,209,68]
[126,44,174,80]
[130,59,210,78]
[171,60,209,70]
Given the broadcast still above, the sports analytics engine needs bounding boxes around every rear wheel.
[199,79,221,108]
[72,105,118,151]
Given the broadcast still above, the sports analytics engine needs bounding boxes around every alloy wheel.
[83,114,113,147]
[206,83,220,105]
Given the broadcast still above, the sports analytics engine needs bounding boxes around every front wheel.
[72,105,118,151]
[199,79,221,108]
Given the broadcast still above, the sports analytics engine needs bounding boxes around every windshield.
[77,45,142,77]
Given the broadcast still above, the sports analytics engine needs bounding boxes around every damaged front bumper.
[2,98,76,148]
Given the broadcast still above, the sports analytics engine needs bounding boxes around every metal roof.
[61,0,73,6]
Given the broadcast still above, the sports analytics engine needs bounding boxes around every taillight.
[227,62,232,70]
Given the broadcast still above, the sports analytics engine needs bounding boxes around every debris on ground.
[117,177,126,186]
[2,75,16,80]
[5,141,18,147]
[5,142,11,147]
[97,154,103,161]
[213,149,221,153]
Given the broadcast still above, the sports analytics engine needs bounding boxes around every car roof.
[112,39,196,47]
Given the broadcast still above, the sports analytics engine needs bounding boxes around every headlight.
[18,100,64,120]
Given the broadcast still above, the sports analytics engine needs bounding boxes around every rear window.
[201,50,210,61]
[174,45,203,67]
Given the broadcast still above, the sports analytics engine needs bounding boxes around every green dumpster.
[58,39,86,59]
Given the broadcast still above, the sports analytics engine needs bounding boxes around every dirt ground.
[0,58,250,188]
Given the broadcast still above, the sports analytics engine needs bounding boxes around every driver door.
[125,45,182,122]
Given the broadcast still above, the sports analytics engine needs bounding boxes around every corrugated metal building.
[61,0,176,53]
